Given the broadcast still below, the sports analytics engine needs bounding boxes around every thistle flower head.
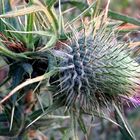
[51,24,140,112]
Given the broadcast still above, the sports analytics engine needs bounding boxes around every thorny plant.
[0,0,140,139]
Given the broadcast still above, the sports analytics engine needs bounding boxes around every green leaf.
[77,114,87,134]
[20,63,33,78]
[9,64,26,131]
[0,43,29,60]
[0,113,8,122]
[3,0,12,13]
[0,0,19,29]
[11,64,25,88]
[62,1,87,11]
[28,106,48,121]
[26,101,62,129]
[0,19,27,44]
[0,76,11,87]
[0,0,11,32]
[108,10,140,26]
[26,13,35,50]
[114,103,136,140]
[0,128,17,136]
[6,30,54,37]
[62,128,72,140]
[39,35,57,51]
[45,0,57,7]
[71,111,79,140]
[81,109,120,127]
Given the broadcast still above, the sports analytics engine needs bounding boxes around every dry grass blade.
[0,75,45,104]
[65,1,96,28]
[0,5,42,18]
[0,70,57,104]
[128,42,140,48]
[5,30,54,37]
[102,0,110,23]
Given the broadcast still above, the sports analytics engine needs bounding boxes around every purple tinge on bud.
[130,96,140,105]
[120,95,140,106]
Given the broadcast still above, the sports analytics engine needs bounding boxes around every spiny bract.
[51,25,140,112]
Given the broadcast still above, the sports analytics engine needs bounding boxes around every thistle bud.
[51,25,140,113]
